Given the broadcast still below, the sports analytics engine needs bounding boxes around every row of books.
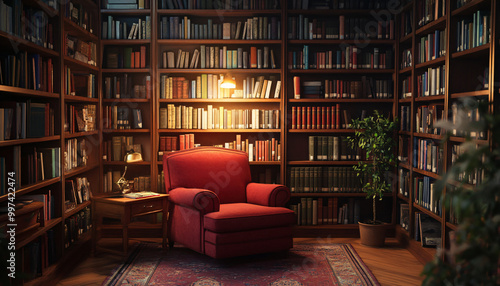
[160,74,280,99]
[451,144,485,186]
[159,135,192,152]
[415,104,444,135]
[65,177,91,211]
[401,48,412,69]
[416,65,446,97]
[450,100,487,139]
[415,212,441,247]
[0,53,54,92]
[102,106,143,130]
[102,16,151,40]
[417,0,446,28]
[65,36,97,67]
[103,136,142,161]
[103,171,150,192]
[65,66,96,98]
[105,46,147,69]
[308,136,362,161]
[66,1,95,35]
[102,0,149,9]
[215,137,281,162]
[289,198,361,226]
[0,1,55,49]
[162,45,277,69]
[290,0,395,10]
[400,9,413,38]
[104,75,151,99]
[400,76,412,99]
[64,207,92,248]
[290,105,361,130]
[65,138,88,172]
[0,101,54,141]
[398,168,410,198]
[417,29,446,64]
[288,46,393,70]
[293,76,392,99]
[132,176,151,192]
[456,11,490,52]
[158,0,279,10]
[414,176,441,215]
[287,15,394,40]
[64,104,97,133]
[413,138,444,174]
[159,16,280,40]
[289,167,366,193]
[17,146,61,188]
[159,105,280,130]
[22,191,55,223]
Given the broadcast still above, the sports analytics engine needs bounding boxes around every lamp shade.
[125,152,143,163]
[221,76,236,89]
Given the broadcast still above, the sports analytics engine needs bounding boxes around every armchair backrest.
[163,147,252,204]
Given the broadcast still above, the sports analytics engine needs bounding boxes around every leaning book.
[124,192,160,199]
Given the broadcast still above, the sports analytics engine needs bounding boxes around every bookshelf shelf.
[412,168,441,180]
[446,222,458,231]
[399,162,412,170]
[158,69,281,74]
[64,200,92,218]
[102,161,151,166]
[288,161,366,166]
[101,9,152,15]
[399,66,412,74]
[17,218,62,249]
[412,202,442,222]
[64,95,99,103]
[158,129,281,133]
[288,98,394,103]
[157,39,282,45]
[399,33,412,44]
[398,97,413,103]
[65,163,99,178]
[399,130,412,136]
[415,16,447,36]
[414,95,445,101]
[397,193,410,202]
[156,9,282,16]
[101,39,151,45]
[450,89,489,98]
[288,129,355,133]
[64,131,99,139]
[64,56,99,72]
[102,68,150,73]
[449,136,489,144]
[63,18,99,42]
[102,98,150,103]
[0,85,60,99]
[158,98,281,103]
[289,69,395,74]
[0,177,61,203]
[0,30,59,57]
[288,39,395,45]
[287,9,389,16]
[451,0,490,16]
[0,135,61,148]
[102,129,151,134]
[415,56,445,69]
[413,133,443,140]
[291,193,371,197]
[451,44,490,59]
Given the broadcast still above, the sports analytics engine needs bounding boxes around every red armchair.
[163,147,294,258]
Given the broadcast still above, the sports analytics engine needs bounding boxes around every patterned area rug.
[103,243,380,286]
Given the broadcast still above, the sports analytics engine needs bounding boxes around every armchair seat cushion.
[204,203,295,233]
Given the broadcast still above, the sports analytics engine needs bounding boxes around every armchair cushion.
[169,188,220,215]
[246,183,290,207]
[204,203,295,233]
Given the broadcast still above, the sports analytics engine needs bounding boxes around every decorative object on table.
[347,110,397,247]
[103,243,380,286]
[115,150,143,194]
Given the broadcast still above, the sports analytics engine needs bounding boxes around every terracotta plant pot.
[359,222,388,247]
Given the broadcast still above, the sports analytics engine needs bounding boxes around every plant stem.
[373,196,376,222]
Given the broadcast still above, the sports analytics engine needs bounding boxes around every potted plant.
[347,110,397,247]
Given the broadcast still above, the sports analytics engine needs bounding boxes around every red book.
[326,106,330,129]
[306,106,311,129]
[321,106,325,129]
[179,135,185,150]
[146,76,151,99]
[301,106,306,129]
[296,106,301,129]
[293,76,301,99]
[264,140,269,161]
[166,137,172,151]
[160,137,166,151]
[140,46,146,68]
[250,46,257,68]
[182,79,189,99]
[189,134,194,149]
[135,51,140,69]
[311,107,316,129]
[271,138,276,161]
[331,106,335,129]
[336,104,340,129]
[339,15,345,39]
[130,52,135,68]
[292,106,296,129]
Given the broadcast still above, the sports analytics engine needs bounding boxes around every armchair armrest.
[246,183,290,207]
[169,188,220,215]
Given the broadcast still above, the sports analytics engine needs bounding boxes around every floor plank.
[57,237,425,286]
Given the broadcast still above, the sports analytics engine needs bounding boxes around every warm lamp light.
[221,75,236,89]
[115,150,143,194]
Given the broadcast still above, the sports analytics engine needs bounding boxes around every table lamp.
[115,150,143,194]
[221,74,236,89]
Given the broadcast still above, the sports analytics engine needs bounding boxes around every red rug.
[103,243,380,285]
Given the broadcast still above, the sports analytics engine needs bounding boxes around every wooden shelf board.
[412,167,441,179]
[288,39,394,45]
[399,131,412,136]
[397,193,410,202]
[103,98,150,103]
[289,69,394,74]
[449,136,488,144]
[399,66,412,74]
[102,161,151,166]
[63,18,98,42]
[0,30,59,57]
[102,68,150,73]
[101,39,151,45]
[289,98,393,103]
[0,202,43,221]
[65,164,99,178]
[399,33,412,44]
[0,177,61,203]
[64,201,91,218]
[451,0,490,16]
[414,95,445,101]
[291,193,368,197]
[0,85,59,99]
[101,9,152,14]
[398,97,413,103]
[158,39,282,45]
[450,89,489,98]
[399,163,412,170]
[446,222,458,231]
[64,56,99,71]
[288,129,355,133]
[103,129,150,134]
[288,160,364,165]
[159,98,280,103]
[413,203,442,222]
[64,95,99,103]
[158,68,281,74]
[415,16,447,36]
[157,9,282,16]
[414,56,445,69]
[451,44,490,59]
[0,135,60,148]
[413,133,444,140]
[158,129,281,133]
[287,9,389,15]
[17,218,62,249]
[65,131,99,139]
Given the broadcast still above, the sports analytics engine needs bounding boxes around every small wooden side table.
[92,194,169,255]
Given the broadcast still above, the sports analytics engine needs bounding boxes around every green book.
[123,47,132,68]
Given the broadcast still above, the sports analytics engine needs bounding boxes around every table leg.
[122,208,131,254]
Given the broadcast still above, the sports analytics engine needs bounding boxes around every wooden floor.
[57,237,424,286]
